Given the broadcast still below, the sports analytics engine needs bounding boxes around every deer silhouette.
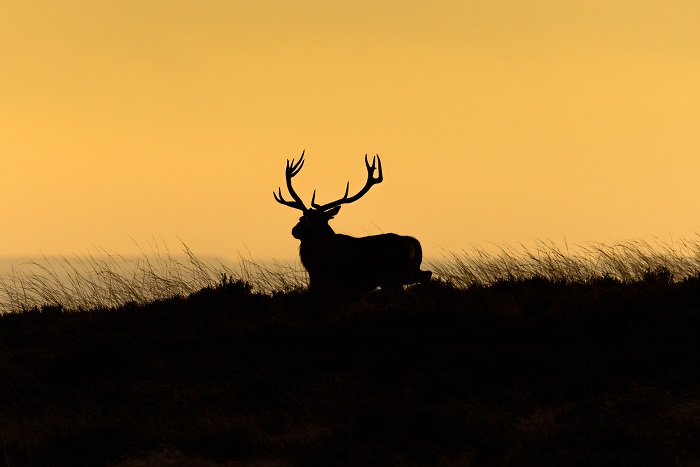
[274,151,432,292]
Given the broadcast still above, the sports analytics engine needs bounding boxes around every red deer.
[273,150,432,292]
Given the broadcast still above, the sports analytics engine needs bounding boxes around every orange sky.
[1,1,700,261]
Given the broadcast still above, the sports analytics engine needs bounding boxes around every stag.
[273,151,432,293]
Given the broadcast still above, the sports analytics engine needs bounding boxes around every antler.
[311,154,383,212]
[273,150,308,212]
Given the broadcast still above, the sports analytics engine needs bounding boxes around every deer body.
[300,230,427,292]
[274,151,431,292]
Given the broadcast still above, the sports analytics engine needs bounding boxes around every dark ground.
[1,272,700,466]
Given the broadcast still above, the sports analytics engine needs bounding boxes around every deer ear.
[324,206,341,219]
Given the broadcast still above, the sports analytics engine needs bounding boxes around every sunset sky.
[2,1,700,262]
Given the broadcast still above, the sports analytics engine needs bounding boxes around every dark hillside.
[1,275,700,465]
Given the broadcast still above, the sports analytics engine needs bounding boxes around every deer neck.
[299,225,336,267]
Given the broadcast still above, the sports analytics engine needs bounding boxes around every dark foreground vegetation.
[2,271,700,466]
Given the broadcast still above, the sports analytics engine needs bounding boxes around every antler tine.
[273,150,308,212]
[273,187,304,210]
[287,149,305,177]
[312,154,383,212]
[311,182,350,209]
[366,153,383,183]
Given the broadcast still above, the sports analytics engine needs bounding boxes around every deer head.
[273,150,383,240]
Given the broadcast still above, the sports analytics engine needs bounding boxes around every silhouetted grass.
[3,236,700,313]
[1,240,700,465]
[0,241,306,312]
[430,236,700,287]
